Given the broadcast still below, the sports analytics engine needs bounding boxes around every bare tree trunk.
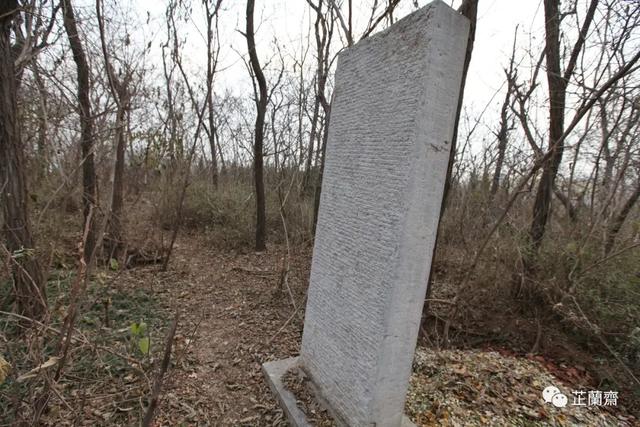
[214,124,226,174]
[246,0,268,252]
[62,0,98,263]
[205,1,222,189]
[312,106,330,234]
[0,1,46,320]
[32,64,48,181]
[296,59,306,168]
[529,0,565,248]
[490,34,516,197]
[604,179,640,255]
[552,184,577,222]
[305,0,334,229]
[207,91,218,188]
[161,0,211,271]
[303,1,327,194]
[303,93,320,191]
[490,88,511,196]
[107,94,128,259]
[96,0,131,260]
[271,106,280,174]
[529,0,598,248]
[162,47,177,164]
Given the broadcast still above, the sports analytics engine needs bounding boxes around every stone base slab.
[262,357,416,427]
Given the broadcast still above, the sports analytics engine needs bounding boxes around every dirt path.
[149,235,312,426]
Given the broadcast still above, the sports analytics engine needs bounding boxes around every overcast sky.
[128,0,546,112]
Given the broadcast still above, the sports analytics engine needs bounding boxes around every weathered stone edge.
[262,357,416,427]
[262,357,310,427]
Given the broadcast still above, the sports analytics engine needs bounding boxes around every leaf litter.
[406,348,636,426]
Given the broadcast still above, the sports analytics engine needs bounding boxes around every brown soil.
[148,234,311,425]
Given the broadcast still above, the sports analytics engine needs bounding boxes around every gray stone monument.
[263,1,469,426]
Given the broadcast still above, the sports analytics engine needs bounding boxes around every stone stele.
[263,1,469,426]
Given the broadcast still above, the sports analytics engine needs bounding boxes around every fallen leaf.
[17,357,60,382]
[0,356,10,384]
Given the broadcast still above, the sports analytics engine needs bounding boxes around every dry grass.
[151,166,316,248]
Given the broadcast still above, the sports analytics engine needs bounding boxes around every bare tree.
[490,33,517,197]
[31,63,48,181]
[161,0,218,271]
[303,0,334,197]
[604,175,640,255]
[529,0,599,248]
[204,0,224,188]
[96,0,134,260]
[246,0,268,251]
[0,0,46,319]
[12,0,60,84]
[62,0,99,263]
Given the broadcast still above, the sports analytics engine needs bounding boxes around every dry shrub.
[433,177,640,399]
[151,166,315,248]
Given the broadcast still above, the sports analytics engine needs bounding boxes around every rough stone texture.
[298,1,469,426]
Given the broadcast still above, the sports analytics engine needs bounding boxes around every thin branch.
[141,313,179,427]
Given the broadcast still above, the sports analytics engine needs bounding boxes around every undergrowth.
[152,167,316,248]
[429,177,640,413]
[0,268,168,425]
